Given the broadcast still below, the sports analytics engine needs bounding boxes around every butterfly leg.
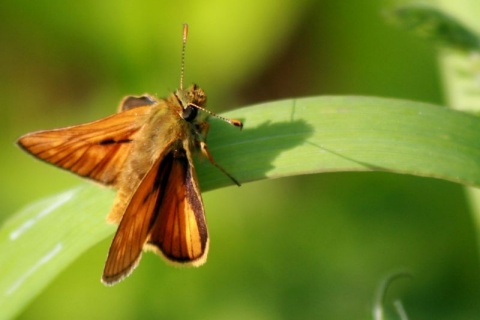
[199,140,241,186]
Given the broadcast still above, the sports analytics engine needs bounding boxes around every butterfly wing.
[147,148,208,265]
[102,146,208,285]
[118,94,157,111]
[17,105,152,186]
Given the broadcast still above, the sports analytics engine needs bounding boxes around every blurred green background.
[1,0,479,319]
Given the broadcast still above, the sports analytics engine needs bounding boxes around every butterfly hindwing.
[119,94,157,111]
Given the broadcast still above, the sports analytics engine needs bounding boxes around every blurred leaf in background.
[1,0,480,319]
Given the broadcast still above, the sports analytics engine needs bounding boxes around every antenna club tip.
[231,119,243,129]
[183,24,189,41]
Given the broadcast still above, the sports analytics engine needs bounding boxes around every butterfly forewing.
[17,106,151,186]
[102,150,166,285]
[147,148,208,264]
[102,144,208,285]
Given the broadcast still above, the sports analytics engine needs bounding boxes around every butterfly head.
[175,84,207,122]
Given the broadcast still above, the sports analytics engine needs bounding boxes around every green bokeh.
[1,1,479,319]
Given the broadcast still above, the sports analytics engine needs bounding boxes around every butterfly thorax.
[107,84,208,221]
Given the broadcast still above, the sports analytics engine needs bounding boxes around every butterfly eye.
[182,105,198,121]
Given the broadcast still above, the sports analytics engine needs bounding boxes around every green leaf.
[2,95,480,318]
[204,95,480,188]
[0,186,115,320]
[385,4,480,51]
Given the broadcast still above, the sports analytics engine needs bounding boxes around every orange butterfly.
[17,24,242,285]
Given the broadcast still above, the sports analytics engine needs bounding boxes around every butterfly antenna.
[180,23,188,91]
[190,103,243,129]
[180,24,243,130]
